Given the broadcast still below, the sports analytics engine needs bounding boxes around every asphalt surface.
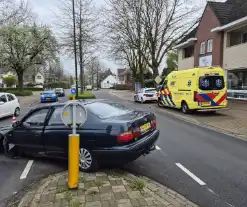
[0,92,69,207]
[94,90,247,207]
[0,90,247,207]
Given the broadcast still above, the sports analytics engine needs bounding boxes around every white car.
[134,88,158,103]
[0,93,20,118]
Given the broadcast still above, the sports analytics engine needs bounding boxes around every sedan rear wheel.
[79,148,98,172]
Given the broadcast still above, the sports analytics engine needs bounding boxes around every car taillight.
[117,127,141,143]
[194,91,198,102]
[117,131,134,143]
[151,119,157,129]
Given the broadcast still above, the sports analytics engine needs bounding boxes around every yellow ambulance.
[157,66,227,113]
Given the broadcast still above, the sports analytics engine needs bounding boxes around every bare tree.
[55,0,99,92]
[0,0,34,26]
[105,0,199,80]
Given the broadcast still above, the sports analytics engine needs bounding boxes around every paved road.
[0,92,69,207]
[94,90,247,207]
[1,90,247,207]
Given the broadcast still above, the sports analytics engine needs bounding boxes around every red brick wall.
[194,5,224,67]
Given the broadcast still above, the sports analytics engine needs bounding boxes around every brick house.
[175,0,247,100]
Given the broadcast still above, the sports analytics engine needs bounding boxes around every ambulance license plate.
[201,101,210,106]
[140,122,151,132]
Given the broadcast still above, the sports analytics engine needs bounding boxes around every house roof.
[208,0,247,25]
[177,0,247,45]
[177,27,198,45]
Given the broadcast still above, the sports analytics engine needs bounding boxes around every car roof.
[32,99,107,110]
[0,92,15,96]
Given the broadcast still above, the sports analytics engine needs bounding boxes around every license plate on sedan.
[140,122,151,132]
[46,98,51,100]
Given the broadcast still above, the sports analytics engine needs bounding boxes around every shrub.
[0,87,43,92]
[144,79,155,88]
[68,91,96,100]
[26,83,34,87]
[6,90,33,96]
[44,82,69,89]
[3,76,17,87]
[115,84,132,90]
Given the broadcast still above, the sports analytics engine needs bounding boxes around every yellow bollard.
[72,95,75,100]
[68,134,80,189]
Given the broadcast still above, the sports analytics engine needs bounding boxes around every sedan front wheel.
[79,148,98,172]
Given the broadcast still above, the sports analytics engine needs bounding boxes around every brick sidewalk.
[108,90,247,139]
[15,170,198,207]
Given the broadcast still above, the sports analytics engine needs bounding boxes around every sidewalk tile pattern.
[16,170,198,207]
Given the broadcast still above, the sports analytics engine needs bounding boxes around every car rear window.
[199,76,224,90]
[44,90,55,94]
[86,102,132,119]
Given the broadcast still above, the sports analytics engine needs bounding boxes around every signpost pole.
[61,102,87,190]
[68,104,79,189]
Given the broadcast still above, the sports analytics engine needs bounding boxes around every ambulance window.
[199,76,224,90]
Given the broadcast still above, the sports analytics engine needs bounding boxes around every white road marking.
[175,163,206,186]
[155,145,161,150]
[20,160,34,180]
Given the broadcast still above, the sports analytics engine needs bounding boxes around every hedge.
[6,90,33,96]
[0,87,43,92]
[115,84,132,90]
[44,82,69,89]
[68,91,96,100]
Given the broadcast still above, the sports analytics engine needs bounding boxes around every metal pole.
[72,0,79,99]
[79,0,84,94]
[68,104,79,189]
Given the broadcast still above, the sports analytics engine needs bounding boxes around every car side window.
[0,95,7,103]
[48,107,63,126]
[7,94,15,101]
[24,109,49,126]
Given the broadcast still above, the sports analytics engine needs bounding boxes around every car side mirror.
[12,121,21,128]
[0,101,4,105]
[40,93,43,95]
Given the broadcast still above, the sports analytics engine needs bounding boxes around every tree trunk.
[17,71,24,89]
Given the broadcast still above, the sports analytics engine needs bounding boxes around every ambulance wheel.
[181,101,189,114]
[158,98,163,107]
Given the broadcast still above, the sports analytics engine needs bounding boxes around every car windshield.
[199,76,224,91]
[86,102,132,119]
[145,88,156,93]
[55,88,63,92]
[44,90,55,94]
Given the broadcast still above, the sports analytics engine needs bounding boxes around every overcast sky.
[28,0,226,76]
[28,0,121,76]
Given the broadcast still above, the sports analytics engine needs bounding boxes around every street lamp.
[72,0,79,98]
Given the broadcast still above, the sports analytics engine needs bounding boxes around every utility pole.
[79,0,84,94]
[72,0,79,98]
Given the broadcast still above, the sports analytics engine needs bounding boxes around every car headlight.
[52,94,56,97]
[41,95,44,98]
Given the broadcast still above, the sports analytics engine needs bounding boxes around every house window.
[207,39,213,53]
[227,25,247,47]
[200,42,205,54]
[183,46,194,58]
[37,76,42,79]
[107,81,109,83]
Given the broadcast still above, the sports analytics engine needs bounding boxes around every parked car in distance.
[0,93,20,118]
[40,89,58,103]
[86,85,93,90]
[1,100,159,172]
[55,88,65,97]
[134,88,158,103]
